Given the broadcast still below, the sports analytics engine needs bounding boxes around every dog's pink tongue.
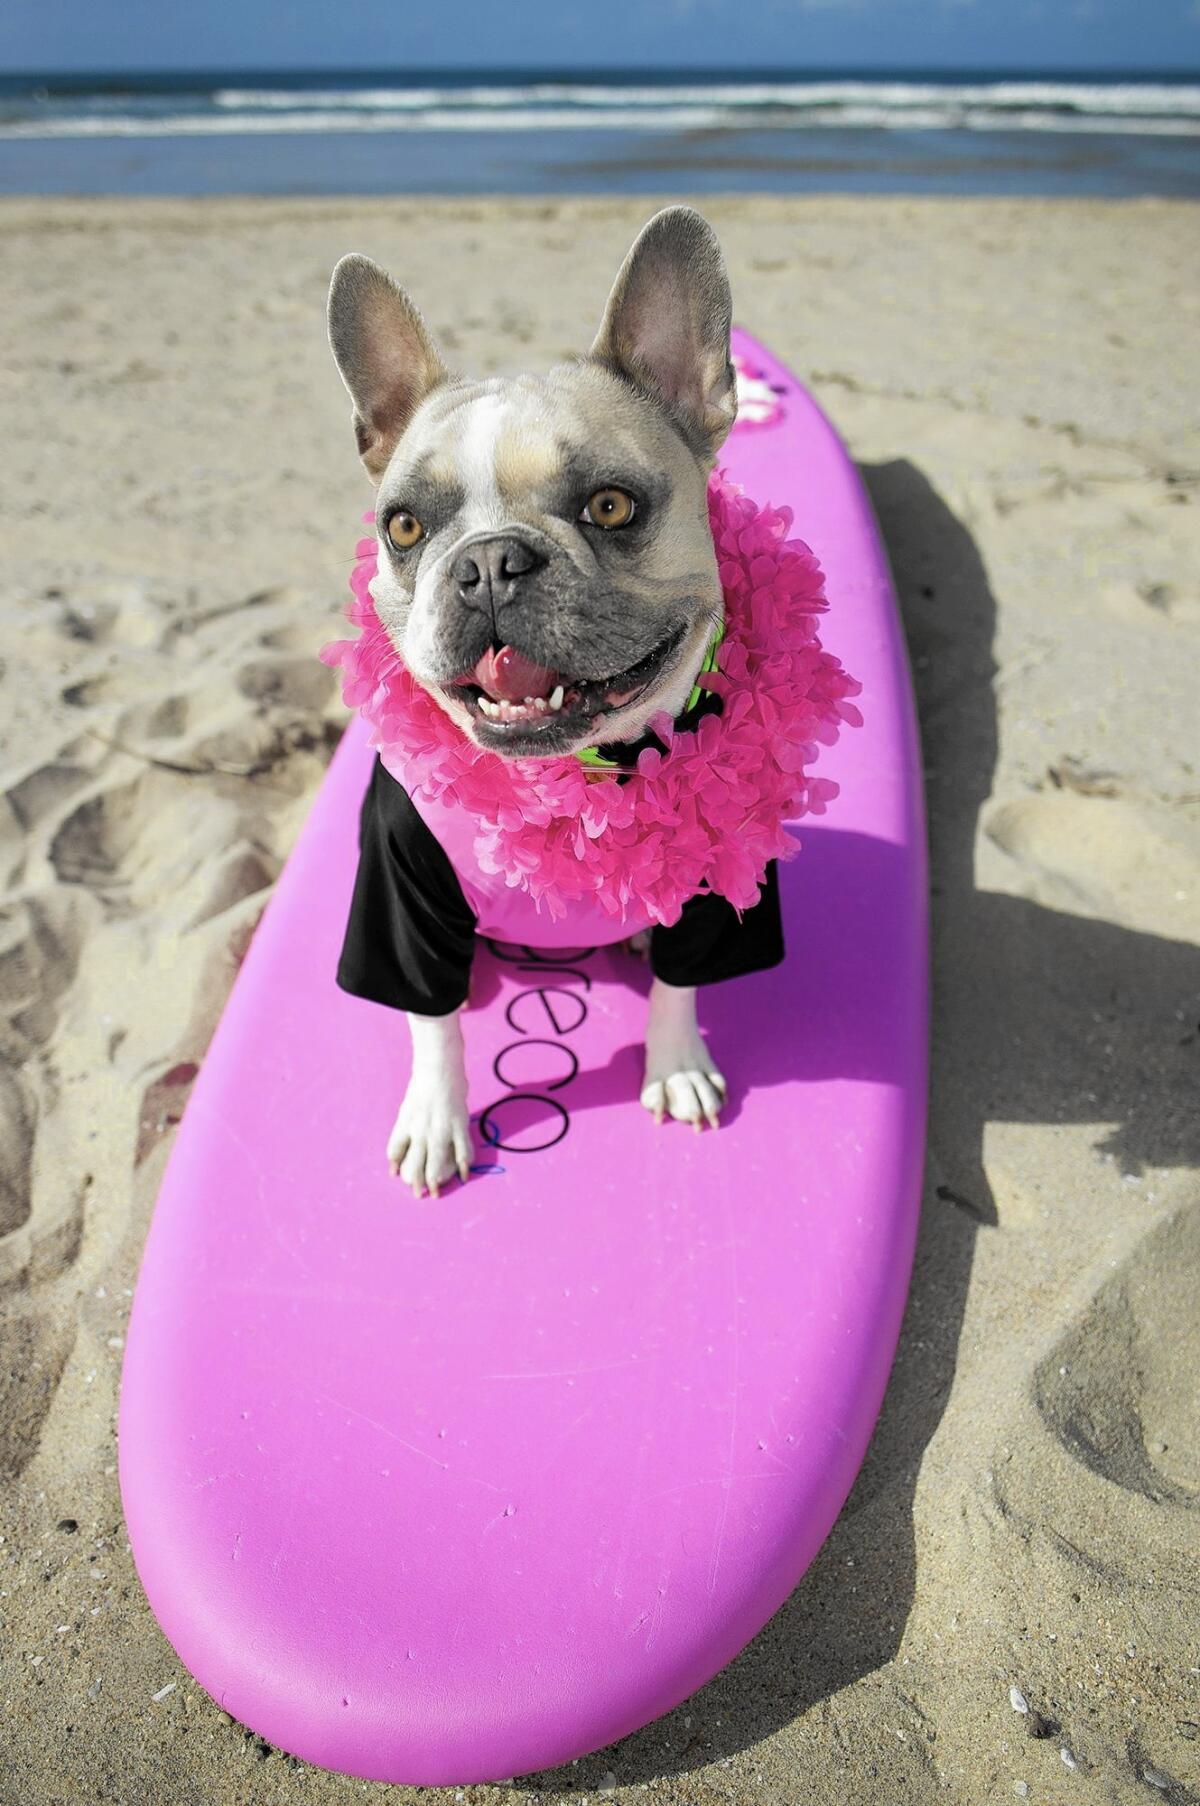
[472,644,559,703]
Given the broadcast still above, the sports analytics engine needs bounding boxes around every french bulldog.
[328,206,741,1197]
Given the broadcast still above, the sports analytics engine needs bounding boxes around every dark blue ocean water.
[1,67,1197,197]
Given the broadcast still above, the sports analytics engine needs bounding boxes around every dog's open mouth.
[445,625,686,744]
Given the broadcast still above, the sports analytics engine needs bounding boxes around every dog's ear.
[588,206,736,461]
[328,254,450,481]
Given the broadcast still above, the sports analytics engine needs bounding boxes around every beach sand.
[1,195,1197,1806]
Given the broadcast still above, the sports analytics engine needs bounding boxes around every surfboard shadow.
[517,456,1198,1789]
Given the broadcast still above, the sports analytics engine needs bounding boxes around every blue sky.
[3,0,1198,74]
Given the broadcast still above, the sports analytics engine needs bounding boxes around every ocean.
[1,67,1197,197]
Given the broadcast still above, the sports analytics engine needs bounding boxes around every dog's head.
[327,207,737,758]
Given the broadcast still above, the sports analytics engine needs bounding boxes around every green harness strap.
[574,620,725,773]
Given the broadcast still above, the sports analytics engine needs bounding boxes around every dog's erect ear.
[327,254,450,481]
[588,206,736,460]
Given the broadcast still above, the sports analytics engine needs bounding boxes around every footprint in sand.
[48,775,154,896]
[183,839,279,932]
[62,671,139,710]
[141,693,190,739]
[0,1059,87,1469]
[258,620,327,657]
[1033,1205,1199,1512]
[3,760,94,836]
[59,578,326,715]
[1101,577,1200,629]
[987,1203,1199,1597]
[985,790,1197,941]
[236,653,336,712]
[156,582,307,655]
[46,766,282,929]
[102,670,273,752]
[0,1304,79,1482]
[0,889,93,1471]
[0,1066,38,1243]
[64,663,248,720]
[52,579,166,649]
[0,888,90,1056]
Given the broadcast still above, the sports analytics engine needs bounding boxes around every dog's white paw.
[387,1085,472,1199]
[640,1065,728,1131]
[641,990,727,1130]
[642,978,727,1130]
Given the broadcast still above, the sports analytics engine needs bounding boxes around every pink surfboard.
[119,329,928,1786]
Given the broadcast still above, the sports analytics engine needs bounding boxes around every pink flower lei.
[319,468,863,928]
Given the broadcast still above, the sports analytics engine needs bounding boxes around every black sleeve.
[649,859,785,989]
[335,756,478,1016]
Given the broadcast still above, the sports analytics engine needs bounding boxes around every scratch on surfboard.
[314,1389,502,1493]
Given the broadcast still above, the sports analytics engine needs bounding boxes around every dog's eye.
[386,510,424,550]
[580,487,636,530]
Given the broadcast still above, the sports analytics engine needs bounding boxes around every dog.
[327,206,787,1198]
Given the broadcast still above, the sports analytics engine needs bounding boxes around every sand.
[1,195,1197,1806]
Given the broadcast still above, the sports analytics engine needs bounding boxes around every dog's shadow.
[514,457,1199,1790]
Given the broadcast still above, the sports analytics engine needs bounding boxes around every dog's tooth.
[533,697,547,713]
[480,696,498,718]
[549,685,564,712]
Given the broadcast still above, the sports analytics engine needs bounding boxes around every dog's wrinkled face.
[328,207,738,757]
[367,366,721,756]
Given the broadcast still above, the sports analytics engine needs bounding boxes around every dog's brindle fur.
[328,207,739,1195]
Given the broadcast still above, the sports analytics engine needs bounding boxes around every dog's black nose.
[452,536,547,604]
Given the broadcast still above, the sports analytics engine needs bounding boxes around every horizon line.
[6,62,1200,84]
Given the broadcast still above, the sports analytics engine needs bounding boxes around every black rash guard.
[336,753,786,1017]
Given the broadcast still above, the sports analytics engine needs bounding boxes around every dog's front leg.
[387,1009,473,1198]
[640,978,727,1131]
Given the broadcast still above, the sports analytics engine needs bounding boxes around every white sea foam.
[0,106,728,138]
[5,80,1200,141]
[208,80,1200,117]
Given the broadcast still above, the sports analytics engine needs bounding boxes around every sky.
[2,0,1198,75]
